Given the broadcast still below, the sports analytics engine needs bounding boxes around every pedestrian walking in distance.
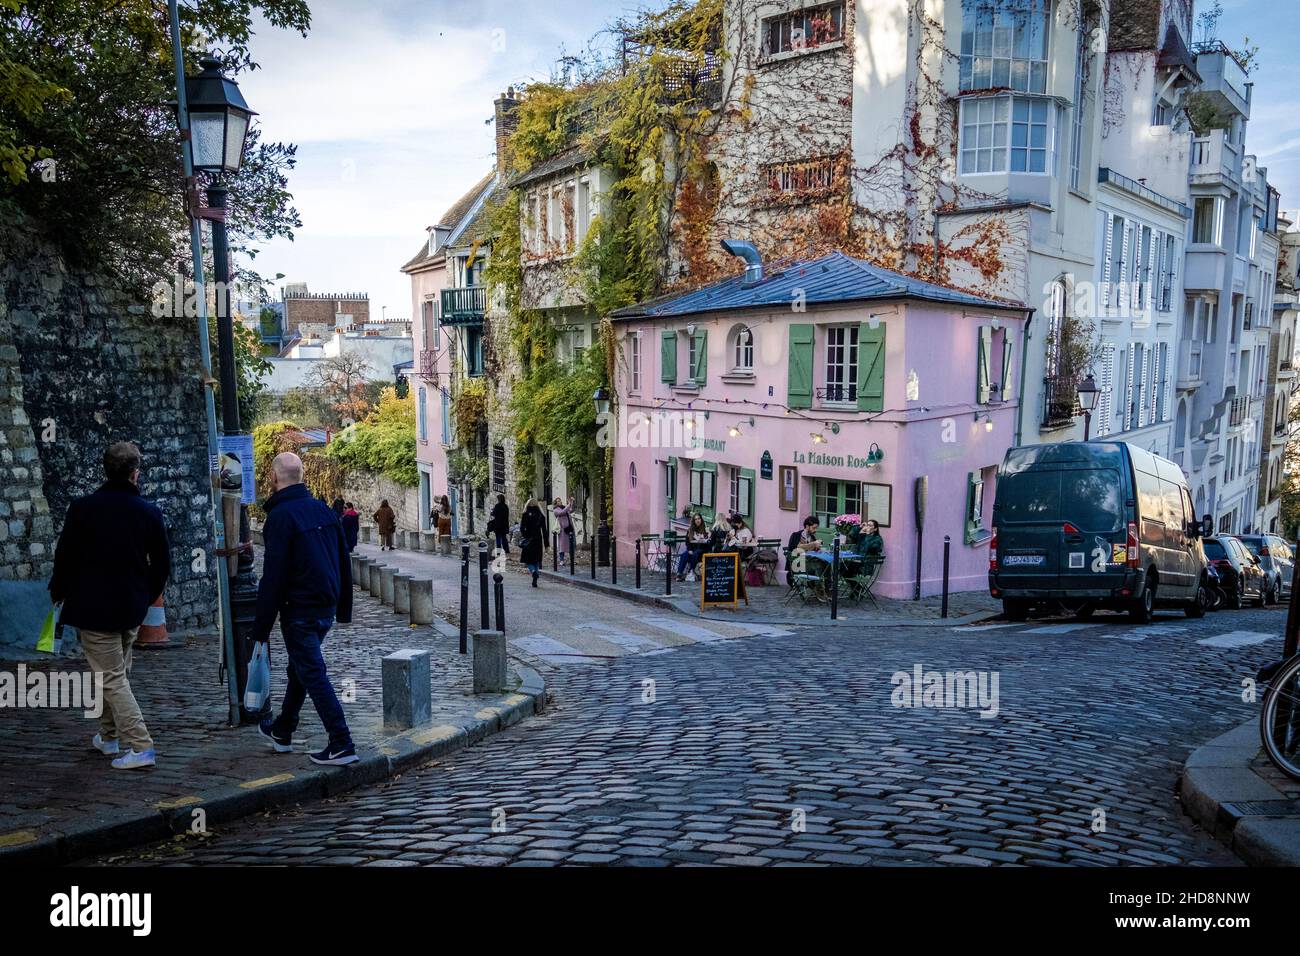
[255,452,359,766]
[341,502,360,553]
[519,498,548,587]
[490,493,510,557]
[373,499,396,551]
[49,441,170,770]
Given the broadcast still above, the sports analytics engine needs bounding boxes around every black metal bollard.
[479,542,489,631]
[493,572,505,634]
[635,538,642,590]
[611,536,618,586]
[552,531,558,572]
[665,532,673,596]
[830,538,840,620]
[590,534,597,580]
[942,535,951,619]
[569,539,575,576]
[459,542,469,655]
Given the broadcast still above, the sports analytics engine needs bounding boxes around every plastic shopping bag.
[244,641,271,712]
[36,604,58,653]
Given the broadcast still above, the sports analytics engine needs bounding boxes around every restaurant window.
[731,325,754,372]
[862,482,892,527]
[824,325,858,403]
[960,0,1050,93]
[813,478,861,536]
[730,467,754,518]
[690,461,717,519]
[762,2,845,56]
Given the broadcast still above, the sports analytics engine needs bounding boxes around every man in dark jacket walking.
[49,441,170,770]
[253,452,358,766]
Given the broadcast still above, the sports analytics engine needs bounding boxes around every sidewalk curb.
[0,663,546,866]
[1179,719,1300,866]
[533,567,999,628]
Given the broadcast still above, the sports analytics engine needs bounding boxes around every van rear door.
[1056,468,1127,591]
[995,467,1065,591]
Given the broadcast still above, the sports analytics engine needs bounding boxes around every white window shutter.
[1123,347,1133,430]
[1118,223,1130,311]
[1138,348,1149,428]
[1096,343,1115,437]
[1100,212,1113,309]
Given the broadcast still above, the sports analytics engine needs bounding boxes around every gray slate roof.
[610,251,1026,320]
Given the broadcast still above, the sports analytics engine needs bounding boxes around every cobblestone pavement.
[0,593,513,850]
[92,602,1285,866]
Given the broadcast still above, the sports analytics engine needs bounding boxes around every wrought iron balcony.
[440,285,486,326]
[1042,375,1079,427]
[418,349,440,384]
[1229,395,1250,427]
[817,383,858,404]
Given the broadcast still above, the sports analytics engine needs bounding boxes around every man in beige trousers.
[49,442,171,770]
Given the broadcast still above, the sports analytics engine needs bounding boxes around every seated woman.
[726,513,756,562]
[676,512,710,581]
[849,518,885,561]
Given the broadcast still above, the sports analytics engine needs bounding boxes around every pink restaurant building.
[610,249,1032,599]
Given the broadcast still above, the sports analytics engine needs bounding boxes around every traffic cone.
[136,596,171,647]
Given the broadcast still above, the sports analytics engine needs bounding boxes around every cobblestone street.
[94,600,1283,867]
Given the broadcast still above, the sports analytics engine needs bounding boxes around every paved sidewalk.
[1181,720,1300,865]
[0,589,543,864]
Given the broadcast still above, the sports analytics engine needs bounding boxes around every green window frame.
[691,329,708,385]
[730,466,755,518]
[965,469,992,545]
[812,478,862,544]
[689,459,717,521]
[857,321,885,412]
[665,456,678,522]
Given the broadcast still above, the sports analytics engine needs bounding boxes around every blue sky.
[237,0,1298,320]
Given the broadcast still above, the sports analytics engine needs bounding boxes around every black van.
[988,441,1210,622]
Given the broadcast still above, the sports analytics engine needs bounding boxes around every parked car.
[989,441,1210,623]
[1235,533,1294,605]
[1202,535,1267,609]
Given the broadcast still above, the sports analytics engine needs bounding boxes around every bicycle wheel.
[1260,654,1300,781]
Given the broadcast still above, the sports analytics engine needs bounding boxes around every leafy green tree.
[0,0,308,291]
[323,388,419,487]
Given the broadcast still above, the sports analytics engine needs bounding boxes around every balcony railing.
[1042,375,1079,427]
[418,349,440,384]
[1190,128,1242,183]
[817,383,857,404]
[440,285,486,326]
[1229,395,1250,426]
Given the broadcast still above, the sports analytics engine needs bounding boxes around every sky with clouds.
[236,0,1298,320]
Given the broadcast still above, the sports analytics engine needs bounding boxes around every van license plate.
[1003,554,1045,567]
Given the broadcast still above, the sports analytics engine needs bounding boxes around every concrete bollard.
[380,565,396,606]
[396,530,407,550]
[350,553,361,584]
[421,530,437,553]
[409,578,435,625]
[394,574,412,615]
[356,557,373,592]
[473,629,508,694]
[410,530,422,552]
[361,524,373,544]
[369,562,385,596]
[382,648,431,730]
[438,534,452,556]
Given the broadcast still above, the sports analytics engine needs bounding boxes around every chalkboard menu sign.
[700,552,740,608]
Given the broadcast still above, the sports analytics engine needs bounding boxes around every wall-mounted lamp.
[866,443,885,467]
[685,324,697,336]
[727,416,757,438]
[811,431,827,444]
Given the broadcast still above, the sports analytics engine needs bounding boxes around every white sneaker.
[91,734,120,756]
[111,749,156,770]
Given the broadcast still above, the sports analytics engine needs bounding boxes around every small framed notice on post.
[700,552,740,609]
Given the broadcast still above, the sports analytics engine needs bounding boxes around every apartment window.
[960,96,1056,175]
[1160,234,1177,311]
[491,443,506,492]
[465,327,484,376]
[1153,96,1173,127]
[1069,26,1087,190]
[629,332,642,392]
[1193,197,1221,245]
[440,388,451,444]
[824,325,858,403]
[763,156,840,197]
[762,2,845,56]
[549,188,562,247]
[577,177,591,244]
[959,0,1050,93]
[417,386,428,442]
[732,325,754,372]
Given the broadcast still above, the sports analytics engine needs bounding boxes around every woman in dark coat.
[490,494,510,556]
[518,499,548,586]
[341,502,360,552]
[373,499,397,551]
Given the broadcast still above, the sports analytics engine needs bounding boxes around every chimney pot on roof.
[721,239,764,285]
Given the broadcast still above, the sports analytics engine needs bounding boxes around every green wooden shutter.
[976,326,992,404]
[964,471,983,544]
[857,322,885,412]
[661,330,676,384]
[666,456,678,522]
[693,329,708,384]
[788,325,814,409]
[740,467,756,518]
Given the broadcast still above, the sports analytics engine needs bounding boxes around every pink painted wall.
[612,300,1026,599]
[408,255,451,510]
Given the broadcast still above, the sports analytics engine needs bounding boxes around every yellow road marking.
[239,773,294,789]
[410,724,461,745]
[0,830,37,848]
[156,795,203,810]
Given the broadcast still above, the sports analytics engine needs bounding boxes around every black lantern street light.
[185,54,266,724]
[593,387,612,567]
[1076,374,1100,441]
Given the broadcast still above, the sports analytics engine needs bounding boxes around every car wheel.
[1227,577,1243,610]
[1129,581,1155,624]
[1003,599,1030,622]
[1185,584,1207,619]
[1265,579,1278,606]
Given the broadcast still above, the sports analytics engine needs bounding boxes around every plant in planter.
[833,513,862,542]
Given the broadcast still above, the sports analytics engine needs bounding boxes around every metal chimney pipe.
[721,239,763,284]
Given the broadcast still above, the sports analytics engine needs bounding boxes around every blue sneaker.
[258,719,294,753]
[111,748,156,770]
[91,734,120,756]
[309,743,359,766]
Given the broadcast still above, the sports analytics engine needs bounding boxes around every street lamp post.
[184,53,266,724]
[593,387,611,567]
[1076,374,1100,441]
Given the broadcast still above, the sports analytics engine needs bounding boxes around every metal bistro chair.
[640,533,667,574]
[751,538,782,585]
[784,548,824,605]
[847,555,885,608]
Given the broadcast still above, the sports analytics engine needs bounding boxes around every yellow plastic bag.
[36,605,57,653]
